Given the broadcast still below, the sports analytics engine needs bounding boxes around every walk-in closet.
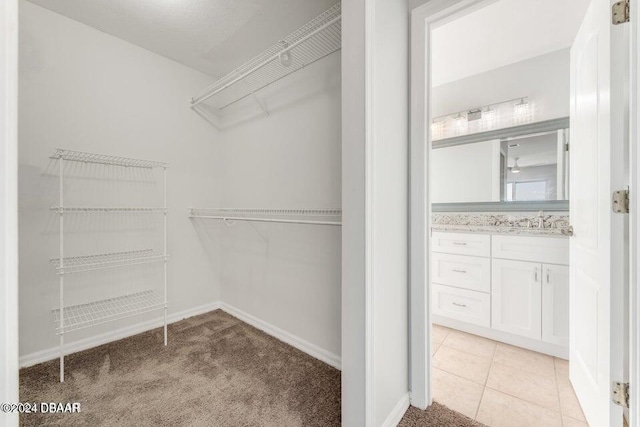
[17,1,343,425]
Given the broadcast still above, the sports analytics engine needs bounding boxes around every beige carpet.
[399,403,487,427]
[21,309,481,426]
[20,310,340,426]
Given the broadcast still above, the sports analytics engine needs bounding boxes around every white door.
[570,0,626,425]
[542,264,569,347]
[491,259,542,340]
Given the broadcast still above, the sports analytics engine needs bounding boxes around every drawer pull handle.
[452,242,467,246]
[452,302,467,307]
[546,269,550,284]
[452,269,467,274]
[534,268,538,282]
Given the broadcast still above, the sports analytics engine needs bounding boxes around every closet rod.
[189,214,342,226]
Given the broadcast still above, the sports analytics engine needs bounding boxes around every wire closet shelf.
[52,291,165,333]
[51,249,166,274]
[51,148,169,382]
[190,3,341,111]
[50,206,167,214]
[51,148,168,169]
[189,208,342,226]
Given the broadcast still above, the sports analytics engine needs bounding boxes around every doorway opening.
[410,0,631,426]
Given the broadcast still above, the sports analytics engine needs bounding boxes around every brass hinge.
[613,0,630,25]
[612,189,630,213]
[612,381,630,408]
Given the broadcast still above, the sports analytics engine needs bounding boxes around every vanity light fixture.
[431,96,533,141]
[514,98,531,123]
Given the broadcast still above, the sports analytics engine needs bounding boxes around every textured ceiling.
[26,0,338,78]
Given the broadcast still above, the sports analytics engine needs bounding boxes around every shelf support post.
[59,157,65,382]
[163,166,168,346]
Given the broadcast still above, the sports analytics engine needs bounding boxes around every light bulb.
[481,108,497,130]
[453,114,467,135]
[431,120,444,140]
[514,99,531,124]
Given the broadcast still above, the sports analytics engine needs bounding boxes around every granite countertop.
[431,223,569,237]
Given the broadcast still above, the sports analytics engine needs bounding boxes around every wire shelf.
[51,249,166,274]
[51,149,168,169]
[189,208,342,226]
[51,206,167,214]
[52,290,166,333]
[191,3,341,111]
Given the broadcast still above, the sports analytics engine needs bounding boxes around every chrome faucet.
[537,211,545,229]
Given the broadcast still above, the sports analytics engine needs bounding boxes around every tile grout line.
[554,358,565,426]
[474,340,498,421]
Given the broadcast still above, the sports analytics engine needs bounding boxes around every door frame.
[0,0,19,426]
[630,0,640,424]
[409,0,497,408]
[409,0,639,418]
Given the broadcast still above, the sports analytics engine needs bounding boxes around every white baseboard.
[19,301,221,368]
[381,393,410,427]
[20,301,342,373]
[219,302,342,371]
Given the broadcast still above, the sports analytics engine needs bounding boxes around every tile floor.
[432,324,588,427]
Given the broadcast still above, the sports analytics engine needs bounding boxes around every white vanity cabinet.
[541,264,570,346]
[432,231,570,357]
[491,258,542,339]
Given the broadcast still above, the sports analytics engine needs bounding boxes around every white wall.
[343,0,410,424]
[212,52,343,360]
[18,2,222,358]
[341,0,368,423]
[371,0,409,423]
[1,0,19,424]
[432,140,501,203]
[433,48,570,122]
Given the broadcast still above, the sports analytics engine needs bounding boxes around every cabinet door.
[492,259,542,339]
[541,264,569,346]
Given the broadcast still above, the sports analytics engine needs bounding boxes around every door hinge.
[612,382,630,408]
[612,189,630,213]
[612,0,630,25]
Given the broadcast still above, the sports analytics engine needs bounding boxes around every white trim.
[380,392,410,427]
[0,0,19,425]
[364,0,376,424]
[219,302,342,371]
[19,302,221,367]
[409,0,501,410]
[20,301,343,373]
[630,0,640,424]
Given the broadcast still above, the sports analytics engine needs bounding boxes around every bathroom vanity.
[432,227,569,358]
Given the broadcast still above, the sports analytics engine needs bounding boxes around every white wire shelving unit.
[188,208,342,226]
[50,149,169,382]
[190,3,341,117]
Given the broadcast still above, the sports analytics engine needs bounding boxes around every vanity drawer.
[432,232,491,257]
[432,284,490,327]
[492,235,569,265]
[432,253,491,292]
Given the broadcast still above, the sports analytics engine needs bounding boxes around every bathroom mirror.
[431,117,570,212]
